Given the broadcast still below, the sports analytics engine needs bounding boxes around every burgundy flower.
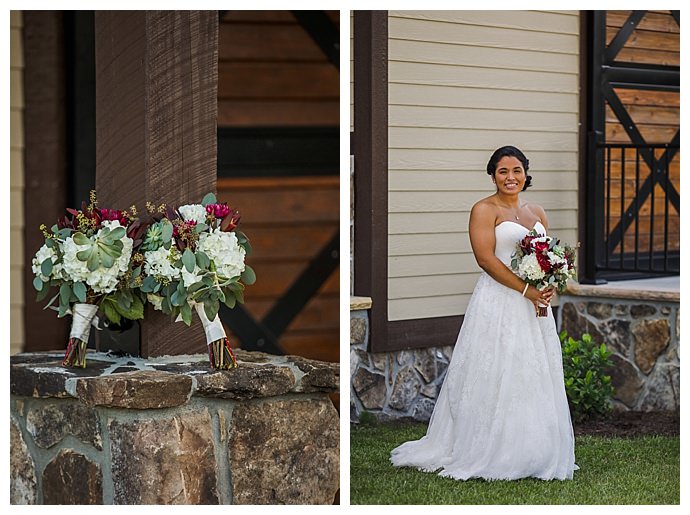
[536,251,552,273]
[222,208,241,232]
[100,208,128,226]
[206,203,230,219]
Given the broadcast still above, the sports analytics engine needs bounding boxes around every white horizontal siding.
[387,10,580,322]
[10,10,24,353]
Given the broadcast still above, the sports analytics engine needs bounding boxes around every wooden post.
[94,11,218,357]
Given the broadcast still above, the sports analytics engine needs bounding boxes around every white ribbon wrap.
[69,303,99,342]
[193,303,227,345]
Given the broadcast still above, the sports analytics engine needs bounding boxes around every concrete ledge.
[566,277,679,303]
[350,296,372,311]
[10,350,339,403]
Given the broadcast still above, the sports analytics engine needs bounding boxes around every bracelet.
[521,283,529,296]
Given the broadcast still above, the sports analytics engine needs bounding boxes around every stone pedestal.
[10,350,339,505]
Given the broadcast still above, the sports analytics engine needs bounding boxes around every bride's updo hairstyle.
[486,145,533,191]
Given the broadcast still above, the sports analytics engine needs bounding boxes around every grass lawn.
[350,422,680,505]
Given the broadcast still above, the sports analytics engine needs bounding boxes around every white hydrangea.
[197,227,246,279]
[147,293,164,311]
[31,243,64,281]
[181,264,204,288]
[144,245,180,281]
[62,222,133,294]
[547,251,566,267]
[518,253,546,281]
[178,204,207,224]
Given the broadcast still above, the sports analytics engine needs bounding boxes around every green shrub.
[559,331,615,423]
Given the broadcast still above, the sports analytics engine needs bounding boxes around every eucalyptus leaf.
[204,299,219,322]
[201,192,217,207]
[140,275,156,293]
[40,258,53,277]
[36,281,52,302]
[194,223,208,234]
[180,302,192,326]
[223,292,236,309]
[73,282,87,303]
[33,276,44,291]
[240,265,256,285]
[171,290,185,307]
[161,220,173,244]
[59,283,72,306]
[195,251,210,269]
[58,301,69,318]
[182,249,196,273]
[45,238,55,249]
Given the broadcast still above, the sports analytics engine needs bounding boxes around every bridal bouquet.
[510,229,577,317]
[138,192,255,369]
[32,191,255,370]
[31,191,144,367]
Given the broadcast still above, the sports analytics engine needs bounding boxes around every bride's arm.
[469,202,544,304]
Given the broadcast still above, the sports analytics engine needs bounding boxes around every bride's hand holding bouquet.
[510,229,577,317]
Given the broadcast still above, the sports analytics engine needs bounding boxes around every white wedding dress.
[390,221,577,481]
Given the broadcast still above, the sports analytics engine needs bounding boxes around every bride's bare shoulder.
[523,202,547,219]
[470,196,499,222]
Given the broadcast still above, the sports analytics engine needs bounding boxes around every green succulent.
[74,227,125,271]
[141,220,173,252]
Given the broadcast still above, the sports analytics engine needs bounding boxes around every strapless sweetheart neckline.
[495,220,545,232]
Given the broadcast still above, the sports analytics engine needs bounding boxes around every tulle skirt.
[390,273,578,481]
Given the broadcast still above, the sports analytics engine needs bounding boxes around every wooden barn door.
[584,10,679,282]
[216,11,340,363]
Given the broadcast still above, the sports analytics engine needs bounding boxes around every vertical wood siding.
[387,10,580,321]
[10,11,24,354]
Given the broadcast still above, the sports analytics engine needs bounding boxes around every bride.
[390,145,577,481]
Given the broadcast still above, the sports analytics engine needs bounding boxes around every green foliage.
[560,331,615,423]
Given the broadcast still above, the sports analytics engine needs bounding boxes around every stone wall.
[350,297,453,423]
[350,286,680,423]
[10,350,339,505]
[558,293,679,411]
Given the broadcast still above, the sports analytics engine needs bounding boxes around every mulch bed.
[573,410,679,438]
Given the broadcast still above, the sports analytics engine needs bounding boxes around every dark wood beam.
[22,11,70,351]
[94,11,219,357]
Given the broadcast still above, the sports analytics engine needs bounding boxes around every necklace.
[497,199,521,220]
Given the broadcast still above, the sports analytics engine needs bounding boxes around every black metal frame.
[217,127,339,178]
[583,10,680,282]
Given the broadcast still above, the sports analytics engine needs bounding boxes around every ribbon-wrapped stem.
[536,302,548,317]
[194,303,238,370]
[63,303,99,368]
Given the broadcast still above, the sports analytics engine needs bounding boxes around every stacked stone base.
[350,284,680,424]
[558,293,679,412]
[10,350,339,505]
